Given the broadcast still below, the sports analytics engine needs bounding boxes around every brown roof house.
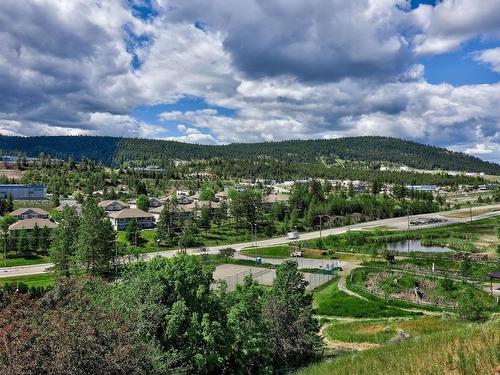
[108,208,155,230]
[9,218,58,232]
[56,200,82,214]
[98,200,130,212]
[263,193,289,209]
[10,207,49,220]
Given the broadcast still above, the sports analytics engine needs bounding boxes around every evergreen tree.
[30,223,41,252]
[228,276,273,374]
[178,219,198,249]
[348,182,355,198]
[18,230,30,254]
[6,194,13,212]
[51,192,60,208]
[198,205,211,234]
[136,194,149,211]
[76,198,115,275]
[156,199,178,245]
[50,207,80,277]
[125,218,144,246]
[39,226,52,253]
[215,200,228,225]
[266,261,320,370]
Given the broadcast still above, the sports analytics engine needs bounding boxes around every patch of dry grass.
[301,321,500,375]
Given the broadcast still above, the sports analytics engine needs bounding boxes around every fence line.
[217,267,335,291]
[353,283,457,309]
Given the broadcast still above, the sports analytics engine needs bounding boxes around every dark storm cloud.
[164,0,414,83]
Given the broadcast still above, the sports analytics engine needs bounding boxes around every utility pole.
[318,214,325,238]
[469,201,472,224]
[114,239,118,279]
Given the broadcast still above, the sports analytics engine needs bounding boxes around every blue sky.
[0,0,499,162]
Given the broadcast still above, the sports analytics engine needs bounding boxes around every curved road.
[1,203,499,278]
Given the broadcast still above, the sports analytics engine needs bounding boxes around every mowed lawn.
[313,280,417,318]
[0,272,55,287]
[0,253,50,267]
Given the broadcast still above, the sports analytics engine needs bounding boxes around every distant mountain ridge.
[0,135,498,175]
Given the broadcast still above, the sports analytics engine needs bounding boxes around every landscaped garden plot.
[351,268,495,308]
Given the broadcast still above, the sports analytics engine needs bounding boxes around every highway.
[1,203,499,278]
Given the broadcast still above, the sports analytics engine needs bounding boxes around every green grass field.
[299,321,500,375]
[313,280,418,318]
[0,253,50,267]
[0,272,55,287]
[116,224,271,251]
[241,245,296,258]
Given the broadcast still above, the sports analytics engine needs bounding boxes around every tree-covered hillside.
[0,135,498,174]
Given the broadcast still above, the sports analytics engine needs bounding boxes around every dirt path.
[319,323,379,351]
[397,307,443,316]
[337,266,368,301]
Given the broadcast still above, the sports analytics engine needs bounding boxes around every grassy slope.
[313,280,417,318]
[300,321,500,375]
[324,317,465,344]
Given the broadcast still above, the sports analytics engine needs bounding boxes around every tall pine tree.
[76,199,115,275]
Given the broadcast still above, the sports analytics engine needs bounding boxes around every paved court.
[213,263,334,291]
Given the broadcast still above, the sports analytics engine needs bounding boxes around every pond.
[386,240,453,253]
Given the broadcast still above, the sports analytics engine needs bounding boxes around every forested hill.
[0,135,498,174]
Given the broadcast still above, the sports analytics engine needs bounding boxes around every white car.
[287,232,300,240]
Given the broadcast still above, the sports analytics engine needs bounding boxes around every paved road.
[1,203,499,278]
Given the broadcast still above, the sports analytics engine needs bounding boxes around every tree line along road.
[1,203,500,278]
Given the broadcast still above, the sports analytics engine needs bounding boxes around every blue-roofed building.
[0,185,47,200]
[405,185,439,192]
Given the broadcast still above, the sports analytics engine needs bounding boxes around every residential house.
[108,208,156,231]
[9,218,58,232]
[128,197,163,209]
[98,200,130,212]
[10,207,49,220]
[56,200,82,214]
[177,196,193,205]
[214,191,229,202]
[263,193,289,209]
